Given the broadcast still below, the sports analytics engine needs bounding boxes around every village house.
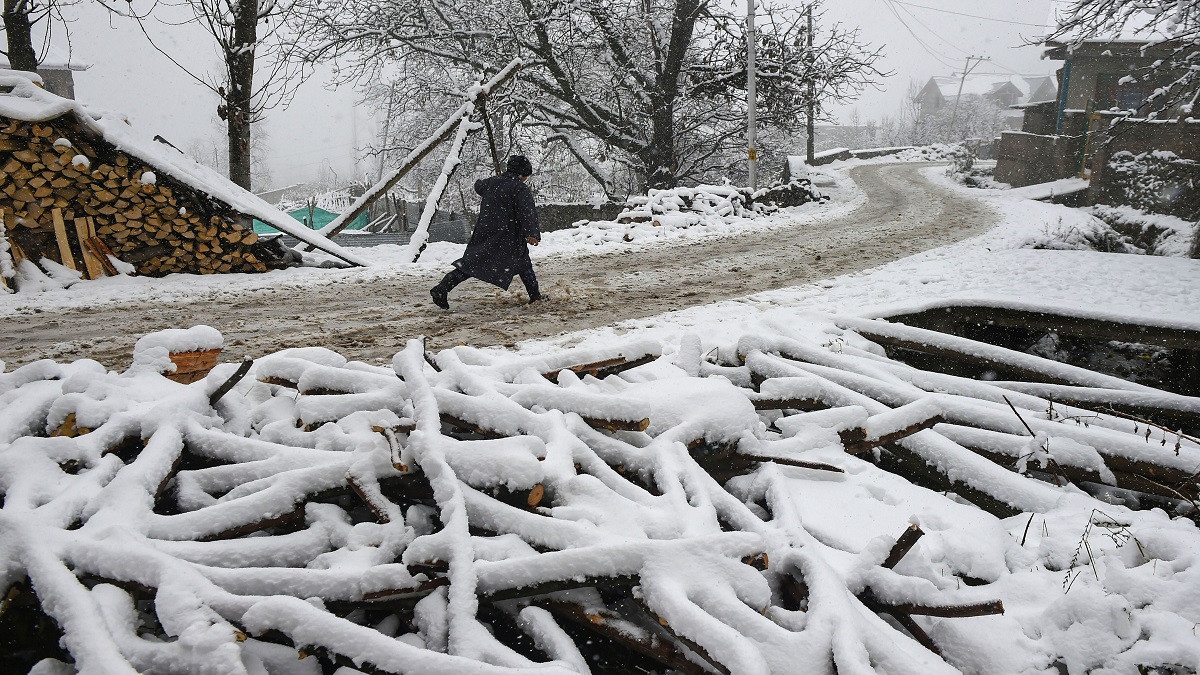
[994,8,1200,218]
[915,74,1058,130]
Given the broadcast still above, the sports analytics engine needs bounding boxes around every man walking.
[430,155,542,309]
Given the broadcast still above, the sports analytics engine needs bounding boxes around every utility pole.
[377,81,397,183]
[949,55,990,138]
[805,4,815,164]
[746,0,757,190]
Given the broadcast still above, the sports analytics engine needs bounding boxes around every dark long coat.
[453,172,541,289]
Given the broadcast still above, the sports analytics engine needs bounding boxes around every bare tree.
[129,0,306,190]
[1043,1,1200,119]
[2,0,89,72]
[295,0,885,191]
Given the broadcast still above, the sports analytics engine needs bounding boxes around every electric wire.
[890,1,1049,28]
[875,0,960,68]
[889,0,1028,77]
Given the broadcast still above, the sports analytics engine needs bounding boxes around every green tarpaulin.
[253,206,369,234]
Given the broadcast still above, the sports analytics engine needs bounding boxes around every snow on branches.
[3,315,1200,673]
[292,0,886,190]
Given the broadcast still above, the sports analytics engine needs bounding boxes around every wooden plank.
[85,238,120,276]
[74,217,104,279]
[51,209,77,271]
[0,209,10,292]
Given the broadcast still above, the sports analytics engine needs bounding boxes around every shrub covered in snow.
[754,178,828,210]
[893,143,968,162]
[1026,207,1197,257]
[1094,150,1200,221]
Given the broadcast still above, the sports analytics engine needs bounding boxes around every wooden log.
[635,599,735,675]
[881,524,924,569]
[197,505,306,542]
[539,600,711,675]
[484,574,639,602]
[871,444,1023,519]
[347,473,398,524]
[541,353,658,381]
[166,349,221,384]
[877,598,1004,618]
[580,415,651,433]
[50,209,77,271]
[751,396,827,412]
[841,415,946,455]
[839,320,1129,389]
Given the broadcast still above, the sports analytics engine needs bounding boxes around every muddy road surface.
[2,163,995,368]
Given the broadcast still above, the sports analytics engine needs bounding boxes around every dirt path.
[2,163,995,368]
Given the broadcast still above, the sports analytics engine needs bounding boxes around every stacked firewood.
[0,114,269,277]
[2,320,1200,674]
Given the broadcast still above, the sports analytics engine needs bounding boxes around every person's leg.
[430,268,470,309]
[518,267,541,302]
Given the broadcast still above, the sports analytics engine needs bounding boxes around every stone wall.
[537,202,625,232]
[993,131,1085,187]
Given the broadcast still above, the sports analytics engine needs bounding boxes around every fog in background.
[59,0,1055,190]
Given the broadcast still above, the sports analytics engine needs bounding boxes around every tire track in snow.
[1,163,995,368]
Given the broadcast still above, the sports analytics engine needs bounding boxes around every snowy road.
[2,162,995,367]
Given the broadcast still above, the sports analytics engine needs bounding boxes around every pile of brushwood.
[2,312,1200,674]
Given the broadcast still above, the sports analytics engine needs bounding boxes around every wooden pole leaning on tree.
[299,58,523,251]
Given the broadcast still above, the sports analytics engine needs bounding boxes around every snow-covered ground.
[4,159,1200,674]
[0,164,859,312]
[519,165,1200,361]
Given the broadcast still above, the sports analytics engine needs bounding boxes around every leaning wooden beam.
[302,58,523,249]
[409,117,478,263]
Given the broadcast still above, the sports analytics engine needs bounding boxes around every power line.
[876,0,959,68]
[891,1,1049,28]
[889,1,1026,77]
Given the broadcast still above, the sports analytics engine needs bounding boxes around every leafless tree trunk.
[223,0,257,190]
[2,0,38,72]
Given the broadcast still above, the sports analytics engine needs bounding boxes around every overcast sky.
[60,0,1056,190]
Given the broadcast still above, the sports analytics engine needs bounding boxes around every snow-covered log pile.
[558,181,825,246]
[0,115,269,279]
[3,314,1200,674]
[0,69,367,286]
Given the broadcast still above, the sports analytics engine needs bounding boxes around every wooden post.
[51,209,77,271]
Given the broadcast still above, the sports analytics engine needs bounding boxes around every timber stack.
[0,113,269,278]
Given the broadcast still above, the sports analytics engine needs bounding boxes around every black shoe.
[528,292,543,304]
[430,286,449,309]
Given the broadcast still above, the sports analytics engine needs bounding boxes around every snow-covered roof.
[0,44,89,71]
[925,74,1056,105]
[0,69,368,267]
